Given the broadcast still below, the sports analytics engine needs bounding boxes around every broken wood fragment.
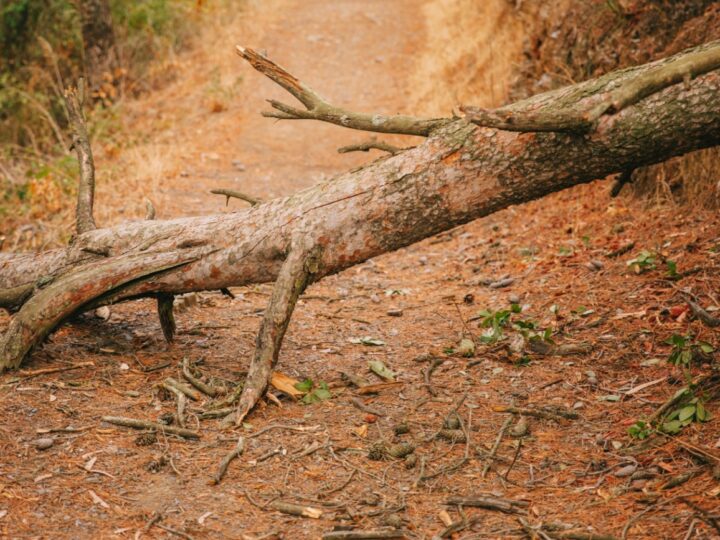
[101,416,200,439]
[445,495,528,514]
[492,405,579,422]
[212,436,244,484]
[182,357,220,397]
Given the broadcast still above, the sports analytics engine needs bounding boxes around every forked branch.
[235,46,450,137]
[63,79,97,235]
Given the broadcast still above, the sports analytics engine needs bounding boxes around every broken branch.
[210,188,263,207]
[236,46,450,137]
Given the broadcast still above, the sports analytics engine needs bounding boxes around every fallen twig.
[268,500,323,519]
[212,436,245,485]
[492,405,579,422]
[101,416,200,439]
[445,495,528,514]
[182,357,220,397]
[17,362,94,379]
[162,377,203,401]
[351,397,385,417]
[322,530,408,539]
[482,416,512,478]
[687,300,720,327]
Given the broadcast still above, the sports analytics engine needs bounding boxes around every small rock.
[383,514,404,528]
[489,277,515,289]
[386,309,403,317]
[418,256,428,266]
[457,338,476,358]
[615,464,637,478]
[508,293,521,304]
[510,417,529,438]
[94,306,111,320]
[33,438,54,451]
[370,294,381,304]
[573,401,585,410]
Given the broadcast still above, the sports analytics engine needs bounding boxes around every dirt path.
[2,1,720,539]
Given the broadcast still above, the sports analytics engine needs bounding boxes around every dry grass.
[631,147,720,208]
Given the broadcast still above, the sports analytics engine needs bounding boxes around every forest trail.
[2,1,719,539]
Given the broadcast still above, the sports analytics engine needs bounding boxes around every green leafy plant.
[628,420,652,440]
[477,308,513,343]
[661,396,711,434]
[665,260,679,278]
[626,250,656,273]
[665,334,714,367]
[294,378,332,405]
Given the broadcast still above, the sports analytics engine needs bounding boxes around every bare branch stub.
[337,138,406,155]
[235,45,450,137]
[63,79,97,235]
[210,189,263,207]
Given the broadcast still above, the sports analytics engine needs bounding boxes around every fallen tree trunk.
[2,41,720,422]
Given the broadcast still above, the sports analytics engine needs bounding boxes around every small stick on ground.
[482,416,512,478]
[101,416,200,439]
[492,405,578,422]
[421,357,443,396]
[17,361,94,379]
[687,299,720,327]
[212,436,245,485]
[210,188,263,207]
[503,439,523,481]
[351,397,385,417]
[164,384,187,428]
[445,496,529,514]
[162,377,203,401]
[322,530,408,539]
[156,523,195,540]
[679,497,720,535]
[182,357,219,397]
[268,501,323,519]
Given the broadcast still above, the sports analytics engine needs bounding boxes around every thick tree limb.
[0,249,203,371]
[2,43,720,389]
[236,46,450,137]
[63,80,97,235]
[463,40,720,133]
[223,241,322,426]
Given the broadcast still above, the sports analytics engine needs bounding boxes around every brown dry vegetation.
[1,1,720,539]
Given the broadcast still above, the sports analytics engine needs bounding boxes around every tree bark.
[1,43,720,374]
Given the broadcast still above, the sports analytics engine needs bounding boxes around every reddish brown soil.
[1,1,719,539]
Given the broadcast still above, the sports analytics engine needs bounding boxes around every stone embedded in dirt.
[386,308,403,317]
[510,417,529,438]
[33,438,54,450]
[614,464,638,477]
[508,293,521,304]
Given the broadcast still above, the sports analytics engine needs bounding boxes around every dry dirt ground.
[2,1,720,539]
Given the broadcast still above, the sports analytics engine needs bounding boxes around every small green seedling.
[294,378,332,405]
[661,396,711,434]
[665,334,714,367]
[628,421,652,440]
[626,250,656,273]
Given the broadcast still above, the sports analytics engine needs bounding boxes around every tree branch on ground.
[1,42,719,425]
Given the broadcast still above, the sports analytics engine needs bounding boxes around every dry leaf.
[270,372,304,399]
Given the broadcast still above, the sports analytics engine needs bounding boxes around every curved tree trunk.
[2,41,720,420]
